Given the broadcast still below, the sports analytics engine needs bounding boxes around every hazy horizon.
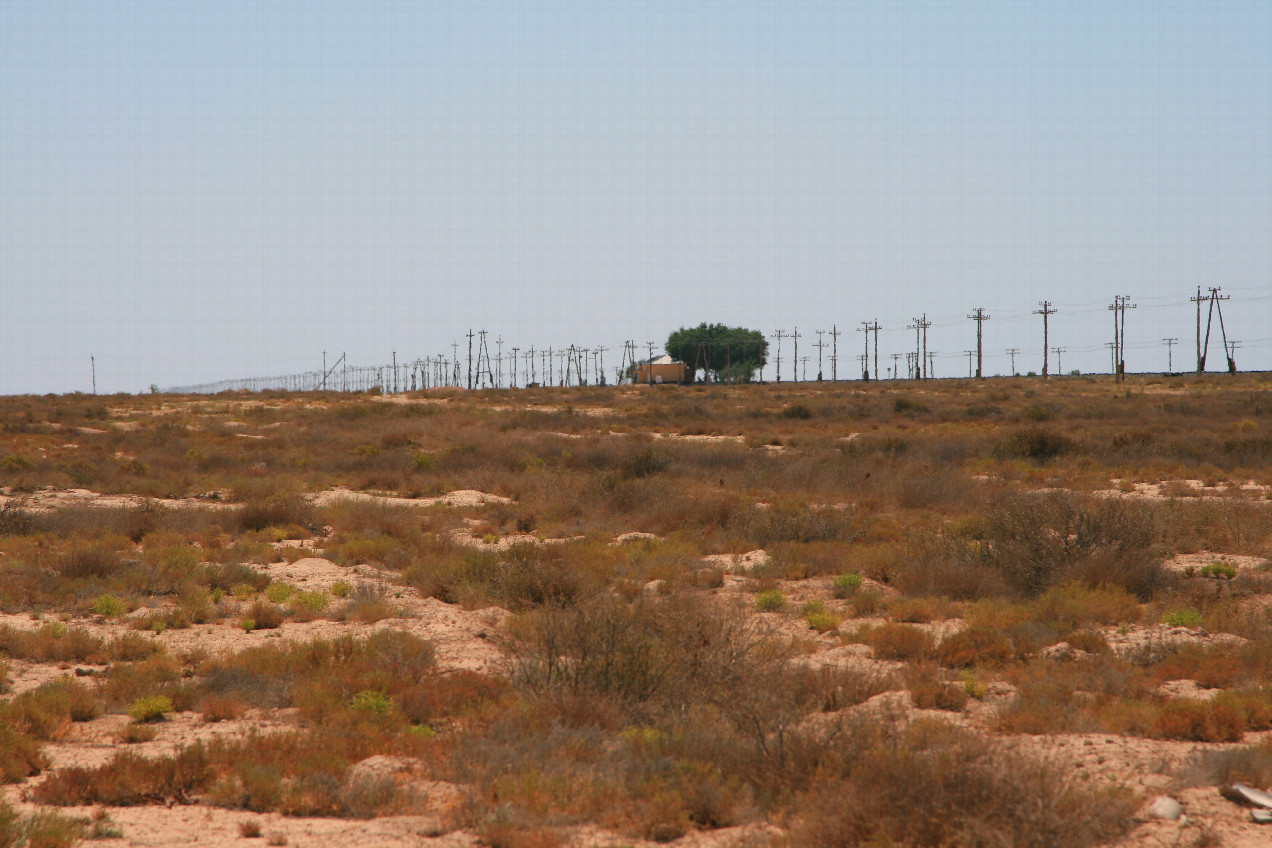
[4,2,1270,394]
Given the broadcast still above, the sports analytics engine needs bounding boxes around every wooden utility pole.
[772,329,786,382]
[858,320,881,381]
[1108,296,1136,380]
[814,330,826,381]
[1162,338,1177,373]
[91,355,96,394]
[964,350,975,378]
[967,308,990,379]
[1199,287,1232,373]
[1005,348,1020,376]
[1034,301,1056,377]
[830,325,841,381]
[791,327,801,382]
[890,352,901,380]
[647,342,656,385]
[907,315,930,379]
[1052,347,1065,375]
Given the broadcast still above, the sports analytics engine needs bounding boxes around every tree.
[665,323,769,383]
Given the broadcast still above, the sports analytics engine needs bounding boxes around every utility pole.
[510,347,520,388]
[967,308,990,379]
[1108,296,1136,381]
[814,330,826,381]
[1034,301,1056,377]
[1198,287,1233,373]
[964,351,975,378]
[1052,347,1065,375]
[647,341,656,385]
[496,336,504,388]
[907,315,930,379]
[772,329,785,382]
[830,325,841,381]
[801,356,810,382]
[1162,338,1177,373]
[465,330,474,390]
[927,350,936,379]
[1005,348,1020,376]
[857,321,872,380]
[791,327,801,382]
[890,352,901,380]
[1105,341,1118,375]
[91,355,96,395]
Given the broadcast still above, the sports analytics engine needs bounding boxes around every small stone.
[1147,796,1183,821]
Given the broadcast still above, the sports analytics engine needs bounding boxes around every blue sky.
[2,1,1270,392]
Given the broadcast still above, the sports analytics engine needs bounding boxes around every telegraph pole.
[964,351,975,378]
[1052,347,1065,375]
[791,328,801,382]
[1162,338,1178,373]
[1034,301,1056,378]
[510,347,520,388]
[647,342,656,385]
[814,330,826,381]
[1005,348,1020,376]
[857,321,874,380]
[465,330,474,390]
[830,325,841,381]
[773,329,786,382]
[1105,341,1118,375]
[907,316,930,379]
[967,308,990,379]
[91,355,97,395]
[890,352,901,380]
[1108,296,1136,381]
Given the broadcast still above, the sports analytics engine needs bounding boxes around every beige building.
[635,355,689,384]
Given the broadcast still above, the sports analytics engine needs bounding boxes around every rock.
[1041,642,1090,662]
[347,755,424,786]
[1147,796,1183,821]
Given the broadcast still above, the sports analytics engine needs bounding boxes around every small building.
[635,355,689,385]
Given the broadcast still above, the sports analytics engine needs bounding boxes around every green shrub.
[128,695,174,723]
[1200,561,1238,580]
[755,589,786,612]
[1164,608,1203,628]
[265,583,296,604]
[832,572,863,598]
[348,690,395,716]
[330,580,352,598]
[289,591,330,614]
[91,594,127,616]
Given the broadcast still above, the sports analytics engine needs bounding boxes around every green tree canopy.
[665,323,769,383]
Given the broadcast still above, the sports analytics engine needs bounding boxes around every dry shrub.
[936,626,1015,669]
[200,694,246,723]
[1184,740,1272,788]
[862,623,934,661]
[234,496,316,534]
[906,664,971,712]
[409,543,589,611]
[7,678,100,739]
[983,493,1164,600]
[57,545,123,580]
[1151,697,1248,743]
[244,601,284,630]
[0,722,46,782]
[340,582,398,623]
[727,500,861,547]
[787,720,1134,848]
[0,623,109,664]
[34,744,212,806]
[510,594,768,716]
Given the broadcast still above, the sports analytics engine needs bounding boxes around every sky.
[2,1,1270,393]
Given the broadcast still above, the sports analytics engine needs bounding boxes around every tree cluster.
[665,323,768,383]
